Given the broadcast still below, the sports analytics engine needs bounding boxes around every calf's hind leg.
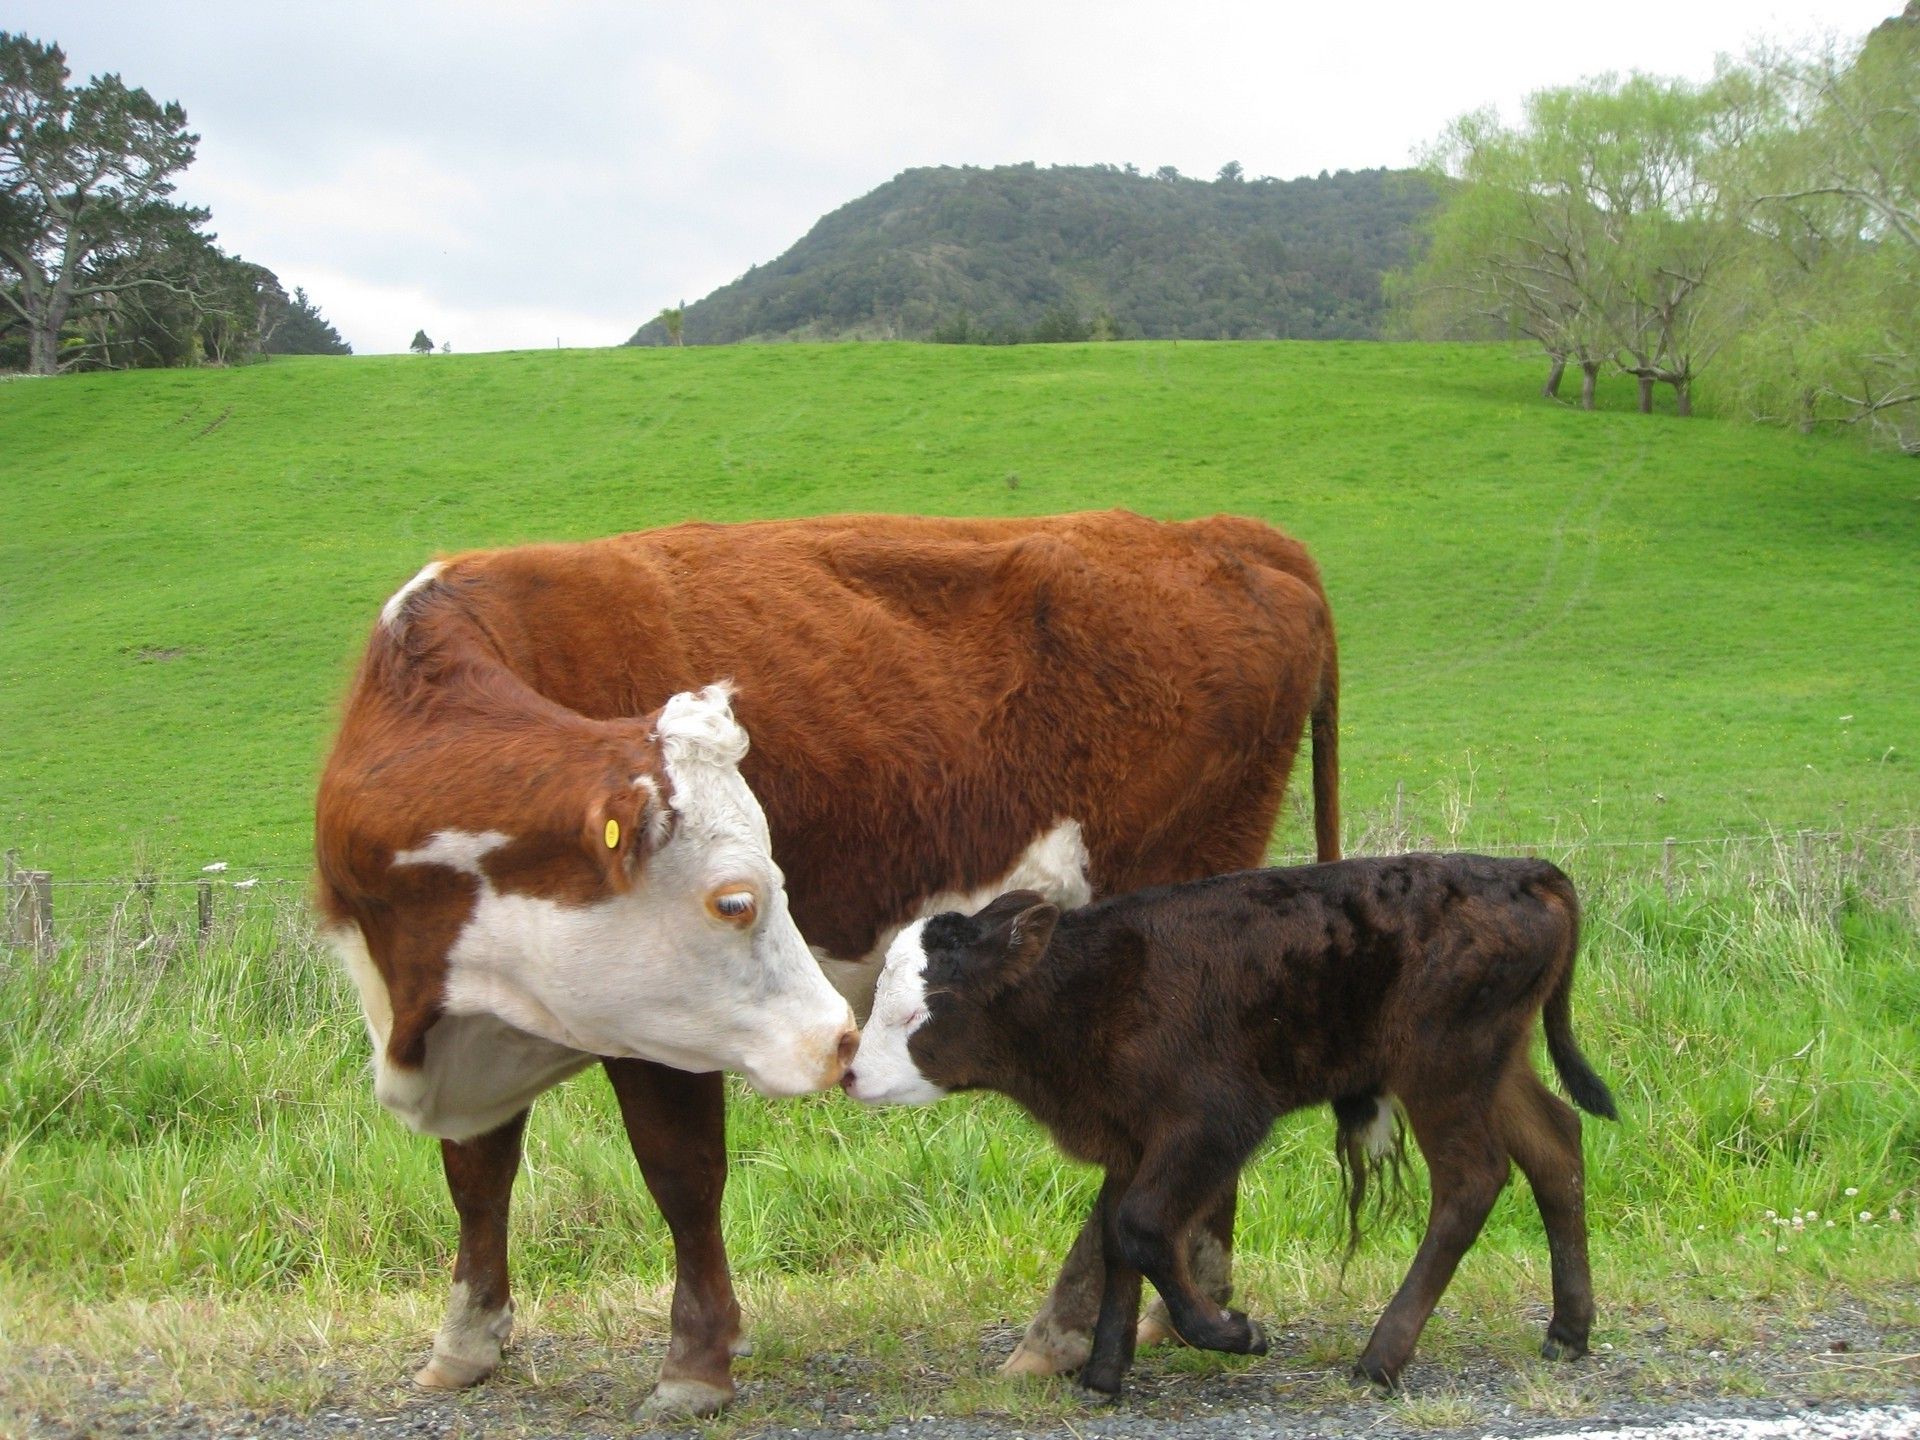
[415,1109,529,1389]
[1498,1064,1595,1359]
[1354,1107,1507,1388]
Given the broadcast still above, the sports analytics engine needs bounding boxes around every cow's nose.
[838,1067,858,1094]
[835,1026,859,1072]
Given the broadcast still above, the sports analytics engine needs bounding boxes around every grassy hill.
[624,164,1438,345]
[1,341,1916,891]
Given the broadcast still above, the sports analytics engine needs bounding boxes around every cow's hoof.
[639,1377,734,1419]
[1001,1326,1093,1378]
[1077,1363,1125,1399]
[413,1353,494,1390]
[1242,1316,1270,1356]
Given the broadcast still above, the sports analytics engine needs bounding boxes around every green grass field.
[2,343,1917,1432]
[3,341,1916,888]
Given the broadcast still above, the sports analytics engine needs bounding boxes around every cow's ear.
[585,770,675,892]
[975,891,1058,994]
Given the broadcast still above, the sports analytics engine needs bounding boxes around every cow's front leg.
[604,1058,743,1418]
[415,1108,529,1389]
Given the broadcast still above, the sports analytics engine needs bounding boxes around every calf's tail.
[1540,874,1619,1121]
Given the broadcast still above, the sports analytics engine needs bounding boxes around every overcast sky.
[10,1,1901,355]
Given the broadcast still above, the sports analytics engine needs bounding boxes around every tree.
[0,32,206,375]
[262,286,351,355]
[1216,160,1244,184]
[409,328,433,354]
[657,304,683,345]
[1720,8,1919,450]
[1399,74,1757,414]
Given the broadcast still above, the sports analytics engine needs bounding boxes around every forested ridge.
[625,163,1440,346]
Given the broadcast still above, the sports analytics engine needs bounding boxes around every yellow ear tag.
[605,819,621,849]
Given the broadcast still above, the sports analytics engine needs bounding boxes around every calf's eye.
[706,888,758,926]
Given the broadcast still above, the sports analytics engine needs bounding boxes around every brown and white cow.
[314,508,1338,1415]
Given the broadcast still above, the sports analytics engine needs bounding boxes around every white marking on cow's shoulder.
[393,829,511,876]
[824,819,1092,1021]
[381,560,446,632]
[925,817,1092,919]
[846,920,947,1106]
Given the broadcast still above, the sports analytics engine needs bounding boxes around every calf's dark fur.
[846,853,1617,1394]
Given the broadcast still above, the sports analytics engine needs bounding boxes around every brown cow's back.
[370,509,1335,959]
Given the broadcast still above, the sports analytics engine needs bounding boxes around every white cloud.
[9,0,1902,353]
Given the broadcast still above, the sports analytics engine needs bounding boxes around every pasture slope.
[0,341,1916,884]
[1,344,1917,1438]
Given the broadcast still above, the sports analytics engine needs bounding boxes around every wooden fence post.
[5,851,54,959]
[1662,836,1676,898]
[197,881,214,943]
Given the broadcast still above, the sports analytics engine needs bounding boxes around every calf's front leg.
[1111,1161,1268,1360]
[1080,1174,1144,1395]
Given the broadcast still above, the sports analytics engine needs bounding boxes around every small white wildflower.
[1805,1210,1817,1220]
[1845,1187,1859,1197]
[1826,1220,1836,1228]
[1697,1224,1707,1232]
[1859,1211,1873,1222]
[1764,1208,1777,1219]
[1776,1245,1788,1253]
[234,877,260,890]
[1792,1217,1805,1228]
[1776,1216,1791,1227]
[202,861,229,873]
[1890,1207,1903,1223]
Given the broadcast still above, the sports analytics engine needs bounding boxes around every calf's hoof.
[1540,1322,1590,1361]
[1077,1361,1126,1398]
[1240,1314,1270,1356]
[639,1377,735,1419]
[1352,1354,1401,1390]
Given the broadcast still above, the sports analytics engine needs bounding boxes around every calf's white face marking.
[845,919,949,1106]
[338,685,855,1135]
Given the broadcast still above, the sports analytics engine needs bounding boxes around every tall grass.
[5,833,1915,1319]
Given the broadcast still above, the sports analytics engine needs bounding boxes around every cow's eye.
[706,887,758,926]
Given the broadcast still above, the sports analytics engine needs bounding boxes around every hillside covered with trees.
[626,163,1439,346]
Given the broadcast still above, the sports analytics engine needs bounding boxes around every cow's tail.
[1311,627,1341,863]
[1540,871,1619,1121]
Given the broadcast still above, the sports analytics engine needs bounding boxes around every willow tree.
[1722,7,1919,450]
[1401,72,1757,414]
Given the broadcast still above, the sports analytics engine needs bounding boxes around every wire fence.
[7,824,1919,956]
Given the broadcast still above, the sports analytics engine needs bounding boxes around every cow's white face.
[389,685,856,1109]
[844,920,949,1106]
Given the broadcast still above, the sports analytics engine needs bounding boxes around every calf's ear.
[584,768,675,892]
[973,890,1059,995]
